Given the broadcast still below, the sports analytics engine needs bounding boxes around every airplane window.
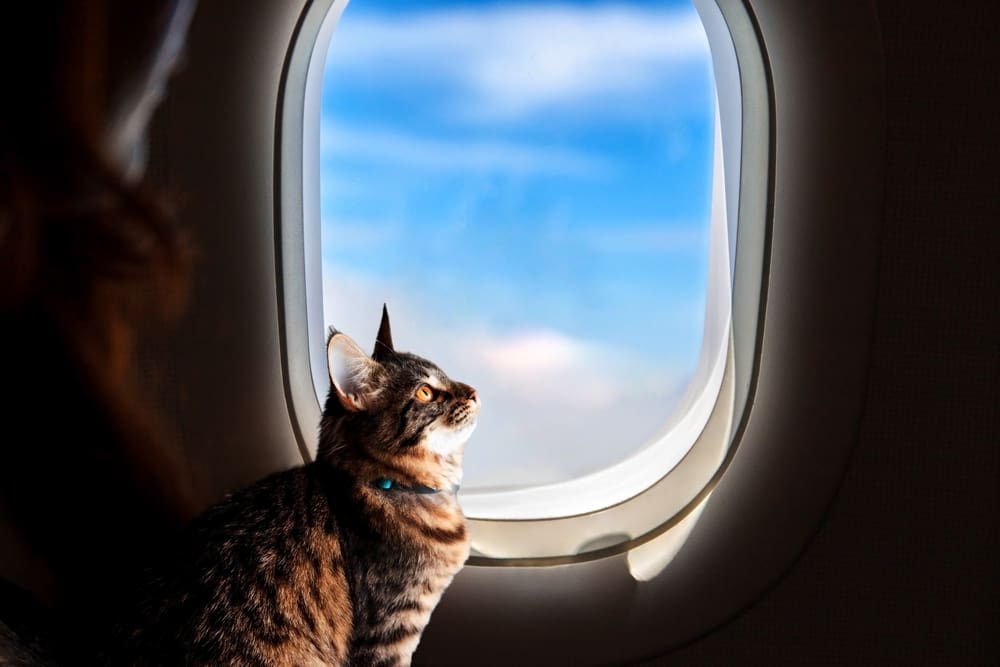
[318,0,721,514]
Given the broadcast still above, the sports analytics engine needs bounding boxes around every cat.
[104,306,479,666]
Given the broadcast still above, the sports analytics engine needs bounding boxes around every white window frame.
[276,0,771,569]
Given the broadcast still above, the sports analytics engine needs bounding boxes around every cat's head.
[318,306,479,487]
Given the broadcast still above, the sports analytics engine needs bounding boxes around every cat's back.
[111,464,354,666]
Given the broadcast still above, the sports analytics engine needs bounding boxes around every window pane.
[320,0,716,490]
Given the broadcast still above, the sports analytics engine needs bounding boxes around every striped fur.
[107,317,477,666]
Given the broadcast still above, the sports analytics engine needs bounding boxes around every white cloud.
[473,329,590,377]
[327,5,711,120]
[465,330,620,407]
[321,122,607,176]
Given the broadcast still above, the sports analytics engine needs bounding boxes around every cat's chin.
[423,419,477,458]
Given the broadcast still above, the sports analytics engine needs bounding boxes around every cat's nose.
[457,382,480,410]
[465,387,480,411]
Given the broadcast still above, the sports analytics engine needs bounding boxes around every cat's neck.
[317,446,464,499]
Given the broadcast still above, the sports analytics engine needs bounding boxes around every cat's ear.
[372,303,395,361]
[327,331,377,412]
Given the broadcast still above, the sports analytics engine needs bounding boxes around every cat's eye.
[414,385,435,403]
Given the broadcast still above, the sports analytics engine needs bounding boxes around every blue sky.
[319,0,716,489]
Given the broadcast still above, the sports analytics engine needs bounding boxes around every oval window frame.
[275,0,771,567]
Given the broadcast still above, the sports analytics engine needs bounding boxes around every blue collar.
[373,478,459,495]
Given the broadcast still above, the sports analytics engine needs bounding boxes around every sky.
[319,0,716,490]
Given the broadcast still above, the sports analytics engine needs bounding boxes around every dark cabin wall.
[650,0,999,663]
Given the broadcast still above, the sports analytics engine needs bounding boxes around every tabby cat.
[106,307,478,666]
